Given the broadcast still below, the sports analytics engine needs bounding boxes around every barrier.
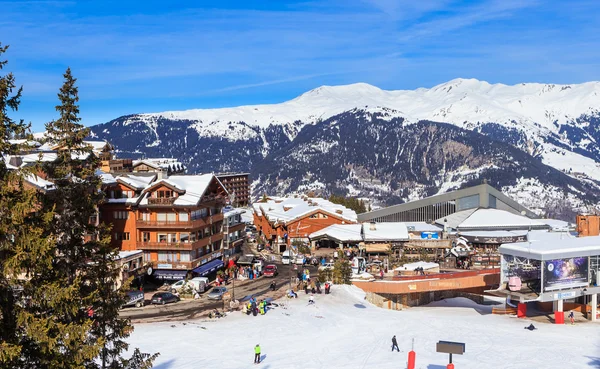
[517,303,527,318]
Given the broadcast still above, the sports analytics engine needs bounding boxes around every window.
[191,208,208,220]
[204,227,210,238]
[190,232,197,242]
[113,211,129,220]
[142,232,150,242]
[140,212,150,221]
[168,233,177,243]
[167,213,176,222]
[158,251,167,261]
[157,213,167,221]
[156,190,173,198]
[114,232,130,241]
[144,252,152,262]
[180,233,189,242]
[179,212,189,222]
[180,252,190,262]
[158,234,167,243]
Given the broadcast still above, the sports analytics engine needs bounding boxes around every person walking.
[391,335,400,352]
[568,311,575,325]
[254,344,261,364]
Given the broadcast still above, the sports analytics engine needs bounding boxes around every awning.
[153,269,187,280]
[193,259,224,276]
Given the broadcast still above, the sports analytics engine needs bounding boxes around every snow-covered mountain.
[89,78,600,217]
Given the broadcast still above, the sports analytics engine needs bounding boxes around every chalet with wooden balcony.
[253,196,358,253]
[100,173,230,280]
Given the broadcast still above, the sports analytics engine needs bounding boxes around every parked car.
[294,254,306,265]
[150,292,180,305]
[169,277,209,294]
[318,262,335,271]
[207,287,228,300]
[263,264,278,277]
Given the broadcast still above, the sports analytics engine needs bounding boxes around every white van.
[170,277,210,294]
[281,250,293,265]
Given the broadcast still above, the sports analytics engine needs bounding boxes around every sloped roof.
[24,174,55,191]
[309,224,363,242]
[362,222,409,241]
[458,209,547,230]
[138,174,219,206]
[254,197,357,225]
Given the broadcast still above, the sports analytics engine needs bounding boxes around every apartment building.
[101,173,229,280]
[216,172,250,206]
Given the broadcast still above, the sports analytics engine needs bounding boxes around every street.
[120,258,318,323]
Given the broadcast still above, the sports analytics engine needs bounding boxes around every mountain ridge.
[88,78,600,217]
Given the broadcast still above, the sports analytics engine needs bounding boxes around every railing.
[136,213,223,229]
[149,248,225,270]
[147,197,177,205]
[137,238,211,251]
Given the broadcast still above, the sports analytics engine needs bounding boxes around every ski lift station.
[492,230,600,322]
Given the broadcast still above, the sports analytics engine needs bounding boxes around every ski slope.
[127,286,600,369]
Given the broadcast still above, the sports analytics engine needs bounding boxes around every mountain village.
[5,131,600,368]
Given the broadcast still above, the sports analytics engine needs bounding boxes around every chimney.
[9,156,23,168]
[335,209,343,214]
[156,169,166,180]
[369,222,376,231]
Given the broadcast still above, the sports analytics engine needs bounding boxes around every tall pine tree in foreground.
[43,68,157,369]
[0,45,156,368]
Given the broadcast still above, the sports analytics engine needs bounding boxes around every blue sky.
[2,0,600,131]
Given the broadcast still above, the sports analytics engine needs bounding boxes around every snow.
[499,230,600,259]
[440,208,548,230]
[126,284,600,369]
[362,222,409,241]
[395,261,440,271]
[139,174,215,206]
[309,224,363,242]
[254,197,357,225]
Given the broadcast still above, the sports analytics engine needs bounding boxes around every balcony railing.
[136,213,224,229]
[150,248,225,270]
[147,197,177,205]
[137,238,211,251]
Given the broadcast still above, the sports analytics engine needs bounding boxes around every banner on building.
[543,257,588,291]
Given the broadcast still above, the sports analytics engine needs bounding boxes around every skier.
[391,335,399,352]
[568,311,575,325]
[262,300,268,314]
[270,280,276,291]
[259,301,265,315]
[308,294,315,305]
[254,344,261,364]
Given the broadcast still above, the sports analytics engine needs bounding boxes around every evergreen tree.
[41,68,157,369]
[332,259,352,284]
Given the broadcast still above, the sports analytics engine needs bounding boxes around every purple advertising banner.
[543,257,588,291]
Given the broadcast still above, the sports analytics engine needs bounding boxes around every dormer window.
[156,190,173,198]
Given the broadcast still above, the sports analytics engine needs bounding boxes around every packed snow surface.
[127,285,599,368]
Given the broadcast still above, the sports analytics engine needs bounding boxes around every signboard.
[157,263,172,269]
[543,257,588,291]
[421,232,439,240]
[461,234,526,244]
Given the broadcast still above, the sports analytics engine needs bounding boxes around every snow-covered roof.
[133,158,186,172]
[309,224,363,242]
[539,218,574,231]
[309,222,409,242]
[362,223,409,242]
[254,197,357,225]
[499,230,600,260]
[138,174,218,207]
[436,208,547,231]
[394,261,439,271]
[118,174,155,190]
[83,140,110,152]
[116,250,143,260]
[404,222,442,233]
[24,174,56,191]
[223,208,246,217]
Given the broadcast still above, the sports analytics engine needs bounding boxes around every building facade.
[216,173,250,206]
[253,196,357,253]
[100,173,229,280]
